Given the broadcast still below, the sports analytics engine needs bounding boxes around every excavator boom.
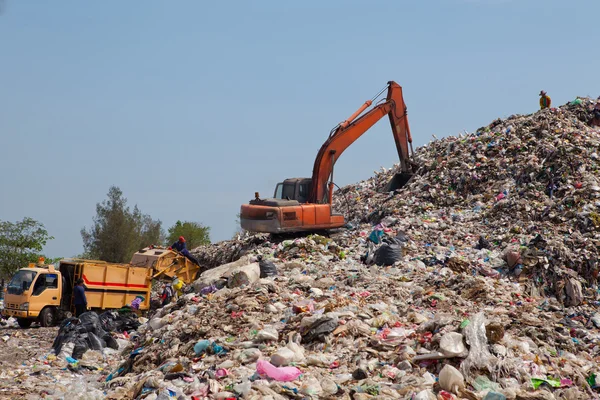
[309,81,413,203]
[240,81,415,234]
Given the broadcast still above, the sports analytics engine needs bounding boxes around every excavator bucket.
[383,172,413,192]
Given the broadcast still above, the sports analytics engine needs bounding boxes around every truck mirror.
[22,281,27,291]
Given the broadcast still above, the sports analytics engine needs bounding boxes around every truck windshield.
[7,270,37,295]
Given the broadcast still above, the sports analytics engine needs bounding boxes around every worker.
[539,90,551,110]
[73,278,87,317]
[130,295,144,310]
[169,236,201,266]
[161,281,174,307]
[591,97,600,127]
[172,276,184,298]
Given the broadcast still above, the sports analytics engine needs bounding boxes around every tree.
[81,186,164,263]
[0,217,54,278]
[166,220,210,250]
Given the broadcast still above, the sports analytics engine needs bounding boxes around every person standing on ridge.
[591,97,600,127]
[73,278,87,317]
[169,236,201,266]
[540,91,551,110]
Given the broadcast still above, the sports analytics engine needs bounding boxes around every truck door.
[29,273,61,317]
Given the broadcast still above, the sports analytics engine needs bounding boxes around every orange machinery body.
[240,81,414,234]
[240,202,344,233]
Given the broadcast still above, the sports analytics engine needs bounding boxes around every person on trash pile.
[130,295,144,310]
[73,278,87,317]
[591,97,600,127]
[172,276,184,298]
[168,236,201,266]
[161,281,175,307]
[539,90,551,110]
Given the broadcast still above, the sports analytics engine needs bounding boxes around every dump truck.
[2,258,152,328]
[240,80,416,234]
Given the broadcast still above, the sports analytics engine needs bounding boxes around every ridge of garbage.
[4,97,600,399]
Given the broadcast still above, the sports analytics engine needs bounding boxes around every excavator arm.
[308,81,414,204]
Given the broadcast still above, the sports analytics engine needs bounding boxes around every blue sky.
[1,0,598,258]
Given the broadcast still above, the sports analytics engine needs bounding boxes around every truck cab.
[3,264,62,328]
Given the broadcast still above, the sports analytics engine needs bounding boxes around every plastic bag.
[259,259,278,278]
[256,359,302,382]
[194,340,211,355]
[461,312,496,376]
[439,332,466,357]
[368,230,384,244]
[86,332,104,351]
[72,339,88,360]
[439,364,465,394]
[473,375,501,392]
[373,242,403,266]
[301,317,338,343]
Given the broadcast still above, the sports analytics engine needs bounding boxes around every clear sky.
[1,0,598,258]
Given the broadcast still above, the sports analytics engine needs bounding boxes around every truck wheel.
[17,318,32,329]
[39,307,56,327]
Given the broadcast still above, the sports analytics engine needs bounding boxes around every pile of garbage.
[102,98,600,399]
[192,235,270,270]
[335,97,600,300]
[53,310,142,360]
[0,322,123,399]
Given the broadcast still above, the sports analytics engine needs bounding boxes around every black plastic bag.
[103,334,119,350]
[301,317,338,343]
[72,337,89,359]
[86,332,104,351]
[474,236,491,250]
[373,242,403,266]
[259,259,278,278]
[395,231,409,243]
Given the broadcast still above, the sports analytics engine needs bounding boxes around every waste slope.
[99,98,600,399]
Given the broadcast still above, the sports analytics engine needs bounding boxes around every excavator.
[240,81,416,234]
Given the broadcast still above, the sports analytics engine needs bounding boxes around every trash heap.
[0,320,133,399]
[53,311,142,360]
[103,98,600,400]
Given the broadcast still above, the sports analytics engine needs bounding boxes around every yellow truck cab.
[2,258,152,328]
[3,263,62,328]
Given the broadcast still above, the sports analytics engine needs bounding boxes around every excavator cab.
[273,178,312,204]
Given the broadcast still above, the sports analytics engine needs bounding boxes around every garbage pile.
[53,310,141,360]
[102,98,600,399]
[335,96,600,300]
[192,235,270,270]
[0,323,122,399]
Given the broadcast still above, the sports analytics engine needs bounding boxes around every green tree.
[81,186,164,263]
[0,217,54,278]
[166,220,210,250]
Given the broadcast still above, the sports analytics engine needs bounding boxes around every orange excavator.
[240,81,416,234]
